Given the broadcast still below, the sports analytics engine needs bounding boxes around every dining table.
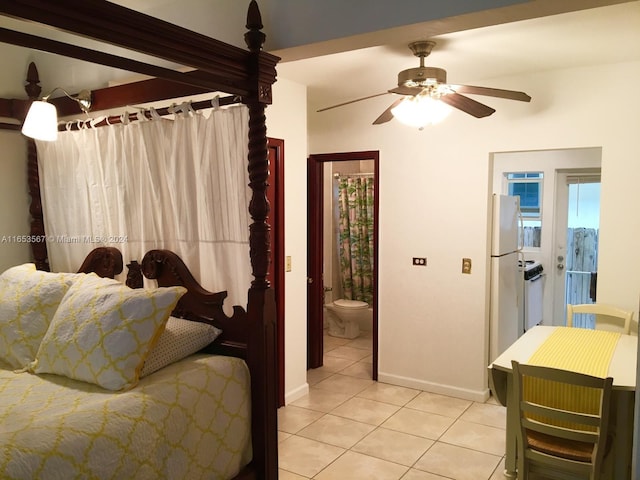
[488,325,637,479]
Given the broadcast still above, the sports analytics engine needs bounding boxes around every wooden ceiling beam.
[0,0,278,88]
[0,27,248,96]
[0,0,279,124]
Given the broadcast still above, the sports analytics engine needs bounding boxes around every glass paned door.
[564,179,601,328]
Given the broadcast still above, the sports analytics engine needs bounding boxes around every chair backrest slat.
[522,401,602,428]
[566,303,633,334]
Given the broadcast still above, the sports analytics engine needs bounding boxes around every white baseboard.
[284,382,310,405]
[378,371,490,403]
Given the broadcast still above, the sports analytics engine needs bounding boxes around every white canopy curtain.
[36,105,252,308]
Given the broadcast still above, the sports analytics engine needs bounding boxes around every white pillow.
[140,316,222,378]
[0,264,79,369]
[31,273,186,391]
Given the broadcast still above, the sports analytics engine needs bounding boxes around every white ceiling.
[276,2,640,112]
[1,1,638,112]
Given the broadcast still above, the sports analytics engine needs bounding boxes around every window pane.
[509,182,539,208]
[506,172,543,248]
[522,220,541,248]
[507,173,542,180]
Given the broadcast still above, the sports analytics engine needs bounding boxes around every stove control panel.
[522,260,543,280]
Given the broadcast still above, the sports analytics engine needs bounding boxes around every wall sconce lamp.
[21,88,92,141]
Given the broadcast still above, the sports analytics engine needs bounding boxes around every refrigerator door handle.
[517,206,524,252]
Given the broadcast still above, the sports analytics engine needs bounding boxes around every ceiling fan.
[317,40,531,126]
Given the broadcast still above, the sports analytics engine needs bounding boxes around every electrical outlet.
[285,256,292,272]
[462,258,472,274]
[412,257,427,266]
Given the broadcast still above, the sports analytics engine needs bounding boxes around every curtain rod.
[333,172,374,178]
[60,95,241,132]
[0,122,20,131]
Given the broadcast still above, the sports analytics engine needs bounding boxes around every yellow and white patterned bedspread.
[0,354,252,480]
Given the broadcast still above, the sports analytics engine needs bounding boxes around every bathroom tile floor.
[278,331,509,480]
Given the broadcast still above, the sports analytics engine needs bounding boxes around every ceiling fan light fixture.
[398,66,447,89]
[391,95,451,128]
[317,39,531,125]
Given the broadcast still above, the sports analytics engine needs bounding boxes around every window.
[507,172,543,248]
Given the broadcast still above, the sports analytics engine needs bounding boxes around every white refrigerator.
[489,194,523,363]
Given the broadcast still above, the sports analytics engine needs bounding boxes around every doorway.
[491,147,601,331]
[267,138,286,406]
[552,170,601,325]
[307,151,379,380]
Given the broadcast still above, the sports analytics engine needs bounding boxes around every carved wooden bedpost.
[24,62,50,271]
[243,2,280,479]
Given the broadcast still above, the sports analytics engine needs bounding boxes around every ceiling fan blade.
[388,86,422,96]
[452,85,531,102]
[373,98,404,125]
[317,92,389,112]
[440,92,495,118]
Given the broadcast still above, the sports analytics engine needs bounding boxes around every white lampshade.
[21,101,59,141]
[391,95,451,128]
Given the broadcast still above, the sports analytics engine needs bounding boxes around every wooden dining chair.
[511,360,613,480]
[566,303,633,334]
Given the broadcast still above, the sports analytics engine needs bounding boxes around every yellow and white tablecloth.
[0,354,252,480]
[527,326,620,376]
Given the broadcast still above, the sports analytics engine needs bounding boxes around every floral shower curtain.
[336,174,374,304]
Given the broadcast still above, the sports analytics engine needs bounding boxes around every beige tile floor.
[278,331,509,480]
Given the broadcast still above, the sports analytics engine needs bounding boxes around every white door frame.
[491,148,601,327]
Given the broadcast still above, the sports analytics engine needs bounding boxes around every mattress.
[0,354,252,480]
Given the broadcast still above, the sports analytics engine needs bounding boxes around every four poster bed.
[0,1,279,479]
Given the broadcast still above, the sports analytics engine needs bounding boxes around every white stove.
[520,260,544,331]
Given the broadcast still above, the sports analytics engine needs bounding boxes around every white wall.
[266,77,310,403]
[0,131,32,272]
[0,42,35,272]
[305,60,640,401]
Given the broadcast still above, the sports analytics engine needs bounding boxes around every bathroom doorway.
[307,151,379,380]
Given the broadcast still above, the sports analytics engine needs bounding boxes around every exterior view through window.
[507,172,543,248]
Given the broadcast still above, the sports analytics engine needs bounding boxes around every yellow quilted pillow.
[31,273,186,391]
[0,264,77,369]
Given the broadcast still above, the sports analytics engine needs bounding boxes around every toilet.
[324,299,371,339]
